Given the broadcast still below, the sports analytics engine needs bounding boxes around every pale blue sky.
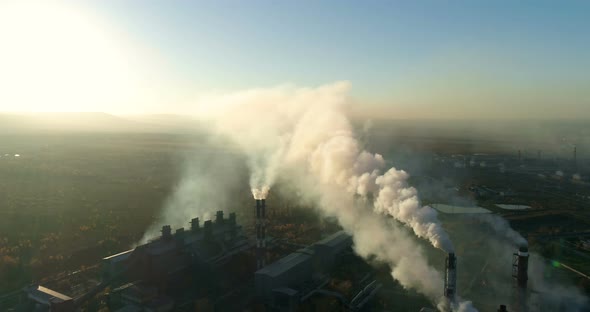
[1,0,589,118]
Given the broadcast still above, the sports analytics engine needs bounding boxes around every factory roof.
[315,231,351,250]
[256,251,312,278]
[272,287,299,296]
[136,239,177,256]
[26,285,72,305]
[103,249,133,262]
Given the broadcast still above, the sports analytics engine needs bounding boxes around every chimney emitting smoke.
[255,198,267,269]
[444,252,457,303]
[216,210,224,224]
[513,245,529,289]
[190,217,200,231]
[161,225,172,240]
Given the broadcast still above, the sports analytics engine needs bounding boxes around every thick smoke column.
[374,169,454,251]
[475,214,527,247]
[193,82,468,309]
[252,186,270,200]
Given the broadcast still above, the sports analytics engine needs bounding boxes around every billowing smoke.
[195,86,295,199]
[196,82,453,251]
[138,138,249,244]
[193,82,467,309]
[252,186,270,200]
[374,169,454,251]
[443,212,589,310]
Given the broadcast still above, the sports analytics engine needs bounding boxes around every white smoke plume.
[474,214,528,247]
[138,143,248,244]
[193,82,469,309]
[443,213,589,310]
[195,82,453,250]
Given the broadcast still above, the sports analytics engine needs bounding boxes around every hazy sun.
[0,1,142,113]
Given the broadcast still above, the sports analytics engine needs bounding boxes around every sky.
[0,0,588,118]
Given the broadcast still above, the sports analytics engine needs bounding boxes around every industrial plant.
[4,125,590,312]
[13,191,573,312]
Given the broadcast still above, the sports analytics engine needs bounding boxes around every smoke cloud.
[192,82,468,309]
[474,214,528,247]
[138,139,249,244]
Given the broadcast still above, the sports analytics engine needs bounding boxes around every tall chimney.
[216,210,224,224]
[512,245,529,311]
[190,217,200,232]
[261,199,266,267]
[444,253,457,303]
[512,246,529,288]
[255,199,267,269]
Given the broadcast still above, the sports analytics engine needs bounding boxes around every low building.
[24,285,74,312]
[102,211,249,288]
[255,231,352,310]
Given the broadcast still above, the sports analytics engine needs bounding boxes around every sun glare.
[0,1,141,113]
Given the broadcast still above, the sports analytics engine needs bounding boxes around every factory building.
[103,211,248,283]
[23,285,74,312]
[255,231,352,310]
[101,211,250,310]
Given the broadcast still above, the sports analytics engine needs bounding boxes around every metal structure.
[512,246,529,289]
[512,245,529,312]
[255,231,352,309]
[444,253,457,303]
[102,211,249,284]
[256,199,267,269]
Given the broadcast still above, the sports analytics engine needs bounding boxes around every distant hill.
[122,114,208,133]
[0,112,204,134]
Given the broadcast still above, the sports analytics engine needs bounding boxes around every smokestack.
[190,217,200,232]
[261,199,266,268]
[255,199,267,269]
[444,253,457,303]
[574,146,577,169]
[216,210,224,224]
[161,225,172,240]
[512,245,529,289]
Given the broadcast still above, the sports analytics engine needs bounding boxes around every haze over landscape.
[1,0,589,118]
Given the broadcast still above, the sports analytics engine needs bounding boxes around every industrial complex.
[8,147,589,312]
[16,199,546,312]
